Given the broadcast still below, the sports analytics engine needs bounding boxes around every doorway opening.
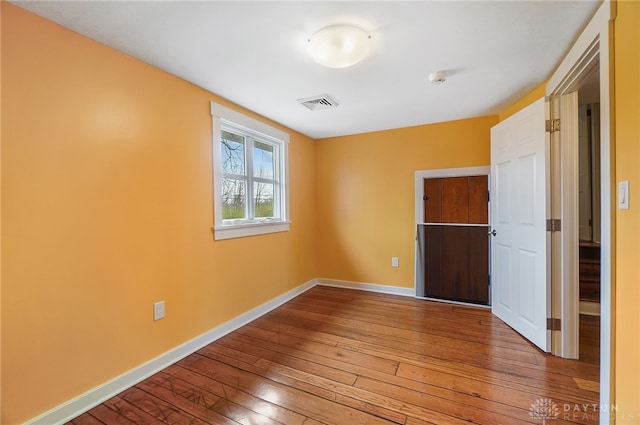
[546,3,612,418]
[577,70,601,367]
[421,175,490,306]
[413,166,490,307]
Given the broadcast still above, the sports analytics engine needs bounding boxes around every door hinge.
[545,119,560,133]
[487,191,490,202]
[546,218,562,232]
[547,318,561,331]
[423,195,429,201]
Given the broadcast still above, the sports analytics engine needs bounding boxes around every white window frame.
[211,102,290,240]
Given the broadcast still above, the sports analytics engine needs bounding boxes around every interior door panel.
[490,97,550,352]
[468,175,489,224]
[441,177,470,223]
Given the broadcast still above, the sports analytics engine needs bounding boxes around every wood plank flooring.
[69,286,600,425]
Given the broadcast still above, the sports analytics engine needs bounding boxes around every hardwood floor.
[579,314,600,367]
[69,286,600,425]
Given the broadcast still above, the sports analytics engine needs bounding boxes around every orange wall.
[0,1,3,421]
[0,3,316,423]
[614,0,640,415]
[498,81,548,122]
[5,0,639,422]
[315,116,498,287]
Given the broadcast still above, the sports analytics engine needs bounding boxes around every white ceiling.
[12,1,601,139]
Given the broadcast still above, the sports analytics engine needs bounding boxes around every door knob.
[489,229,497,236]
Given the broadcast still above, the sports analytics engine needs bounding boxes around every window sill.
[213,220,291,240]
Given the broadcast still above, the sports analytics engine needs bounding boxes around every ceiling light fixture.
[307,25,372,69]
[428,71,447,85]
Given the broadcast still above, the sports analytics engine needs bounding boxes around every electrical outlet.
[154,301,165,321]
[391,257,399,268]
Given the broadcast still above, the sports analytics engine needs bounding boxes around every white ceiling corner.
[11,0,602,139]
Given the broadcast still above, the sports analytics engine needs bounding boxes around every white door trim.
[549,92,581,359]
[547,2,612,422]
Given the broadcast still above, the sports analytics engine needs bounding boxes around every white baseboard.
[579,300,601,316]
[23,277,602,424]
[316,278,415,297]
[25,279,317,425]
[25,278,415,424]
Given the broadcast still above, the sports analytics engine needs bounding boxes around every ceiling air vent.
[297,94,339,111]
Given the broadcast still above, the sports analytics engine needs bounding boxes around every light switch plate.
[619,181,630,210]
[154,301,165,320]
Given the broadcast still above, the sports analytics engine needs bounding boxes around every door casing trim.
[547,2,612,422]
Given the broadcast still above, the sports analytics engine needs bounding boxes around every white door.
[490,97,550,352]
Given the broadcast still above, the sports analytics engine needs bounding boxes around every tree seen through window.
[221,130,276,220]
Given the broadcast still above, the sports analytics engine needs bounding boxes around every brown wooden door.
[423,176,488,225]
[424,226,489,304]
[422,175,489,305]
[468,175,489,224]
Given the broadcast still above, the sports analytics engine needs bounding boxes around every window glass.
[222,178,246,219]
[253,141,274,179]
[221,130,245,175]
[254,182,275,218]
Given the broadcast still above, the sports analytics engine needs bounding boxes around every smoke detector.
[428,70,447,85]
[297,94,339,111]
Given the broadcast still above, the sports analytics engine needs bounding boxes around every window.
[211,102,289,240]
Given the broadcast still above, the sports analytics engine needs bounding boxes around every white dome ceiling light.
[307,25,372,69]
